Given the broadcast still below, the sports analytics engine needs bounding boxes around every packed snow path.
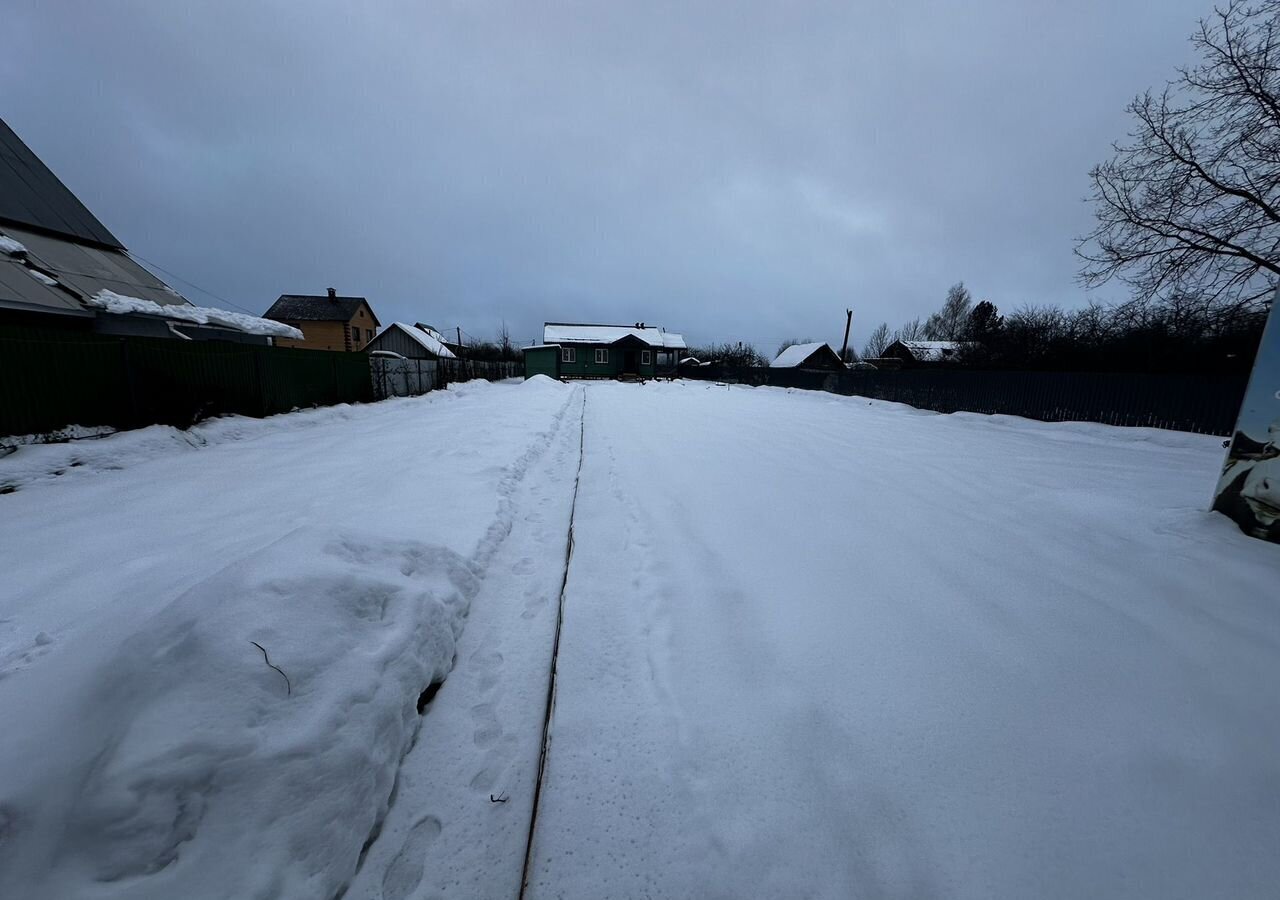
[2,379,1278,899]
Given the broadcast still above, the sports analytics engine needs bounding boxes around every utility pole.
[840,309,853,362]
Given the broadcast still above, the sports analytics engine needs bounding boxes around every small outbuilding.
[770,341,844,371]
[365,322,458,360]
[522,344,562,379]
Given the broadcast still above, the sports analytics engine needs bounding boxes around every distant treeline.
[689,286,1268,375]
[862,282,1269,375]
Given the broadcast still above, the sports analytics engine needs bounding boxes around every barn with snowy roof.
[532,322,687,380]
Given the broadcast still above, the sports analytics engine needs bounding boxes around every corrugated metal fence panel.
[0,326,129,434]
[0,325,374,437]
[684,365,1248,435]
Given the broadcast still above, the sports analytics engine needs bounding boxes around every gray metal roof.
[265,294,377,323]
[0,223,189,314]
[0,118,124,250]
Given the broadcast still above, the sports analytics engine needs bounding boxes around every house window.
[562,347,576,363]
[595,348,609,364]
[641,350,651,365]
[367,328,374,341]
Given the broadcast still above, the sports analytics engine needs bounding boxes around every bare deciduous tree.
[924,282,974,340]
[1078,0,1280,312]
[893,317,927,342]
[862,322,891,358]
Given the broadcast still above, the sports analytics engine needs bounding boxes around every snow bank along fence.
[0,324,374,437]
[370,356,520,399]
[684,364,1248,435]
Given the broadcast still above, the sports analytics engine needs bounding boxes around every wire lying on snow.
[250,640,292,695]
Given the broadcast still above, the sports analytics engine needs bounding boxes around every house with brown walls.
[263,288,381,351]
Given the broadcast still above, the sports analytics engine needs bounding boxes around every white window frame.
[595,348,609,364]
[641,350,652,365]
[562,347,576,363]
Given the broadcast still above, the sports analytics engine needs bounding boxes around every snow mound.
[86,290,303,340]
[522,374,568,390]
[0,233,27,256]
[0,529,476,897]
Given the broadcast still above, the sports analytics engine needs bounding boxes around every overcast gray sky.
[2,0,1210,352]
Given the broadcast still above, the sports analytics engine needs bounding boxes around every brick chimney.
[327,287,336,298]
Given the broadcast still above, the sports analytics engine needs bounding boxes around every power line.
[128,252,261,315]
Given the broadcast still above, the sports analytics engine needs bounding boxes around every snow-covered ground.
[2,379,1277,899]
[0,378,579,899]
[526,382,1280,900]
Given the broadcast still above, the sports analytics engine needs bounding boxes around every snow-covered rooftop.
[388,322,457,359]
[86,290,304,340]
[543,323,687,350]
[893,340,973,362]
[771,341,833,368]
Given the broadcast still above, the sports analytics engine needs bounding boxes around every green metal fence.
[0,325,373,437]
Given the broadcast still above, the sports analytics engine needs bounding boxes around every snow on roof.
[415,324,454,346]
[894,340,972,362]
[389,322,457,359]
[522,343,561,351]
[0,233,27,256]
[543,323,687,349]
[86,290,304,339]
[771,341,832,368]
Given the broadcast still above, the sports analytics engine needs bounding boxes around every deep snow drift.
[0,380,576,899]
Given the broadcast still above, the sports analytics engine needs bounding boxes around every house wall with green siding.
[556,344,657,379]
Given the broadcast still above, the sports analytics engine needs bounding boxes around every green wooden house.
[525,322,687,380]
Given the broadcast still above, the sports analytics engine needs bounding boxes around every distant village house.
[881,340,973,367]
[526,322,687,380]
[264,289,380,351]
[770,341,844,371]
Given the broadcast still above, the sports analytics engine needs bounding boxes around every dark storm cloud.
[1,0,1208,353]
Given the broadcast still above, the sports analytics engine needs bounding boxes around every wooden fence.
[682,364,1248,435]
[1,325,374,437]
